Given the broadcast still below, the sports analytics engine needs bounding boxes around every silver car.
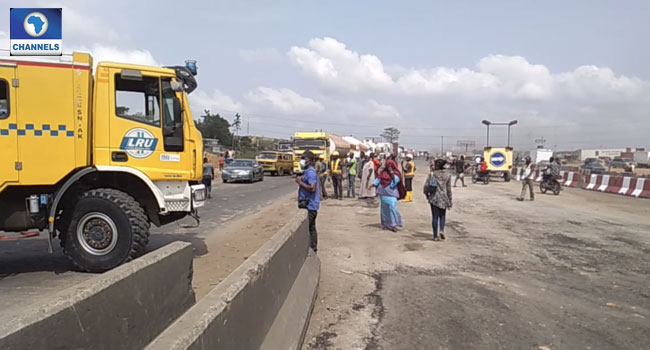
[222,159,265,183]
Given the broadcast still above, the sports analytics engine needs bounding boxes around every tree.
[195,109,233,148]
[381,127,400,143]
[231,113,242,149]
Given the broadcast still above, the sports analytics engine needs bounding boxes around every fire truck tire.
[61,188,150,272]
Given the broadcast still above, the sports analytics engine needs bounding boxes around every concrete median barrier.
[0,241,195,350]
[145,210,320,350]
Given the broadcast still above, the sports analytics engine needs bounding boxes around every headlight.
[193,188,206,201]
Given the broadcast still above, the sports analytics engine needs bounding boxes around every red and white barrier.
[597,175,610,192]
[606,176,623,194]
[618,177,633,196]
[584,174,601,190]
[564,172,579,187]
[631,178,650,198]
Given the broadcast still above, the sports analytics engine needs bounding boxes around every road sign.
[490,152,506,167]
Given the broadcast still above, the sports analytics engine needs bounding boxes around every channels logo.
[10,8,62,56]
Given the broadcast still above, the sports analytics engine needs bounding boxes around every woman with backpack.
[424,159,453,241]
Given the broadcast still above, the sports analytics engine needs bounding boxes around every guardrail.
[145,210,320,350]
[0,242,195,350]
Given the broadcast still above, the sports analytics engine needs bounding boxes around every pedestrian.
[359,153,376,199]
[424,159,453,241]
[225,149,233,165]
[357,151,366,181]
[517,156,535,201]
[370,159,403,232]
[401,154,416,202]
[329,151,343,200]
[317,154,328,200]
[372,153,381,174]
[454,155,467,187]
[202,157,215,199]
[347,152,357,198]
[218,154,225,172]
[295,151,320,253]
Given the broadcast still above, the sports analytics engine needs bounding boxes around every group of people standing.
[297,151,459,255]
[314,151,378,200]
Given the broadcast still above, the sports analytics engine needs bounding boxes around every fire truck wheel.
[61,188,150,272]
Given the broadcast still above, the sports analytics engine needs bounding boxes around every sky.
[1,0,649,152]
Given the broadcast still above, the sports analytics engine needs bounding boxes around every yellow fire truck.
[0,53,206,271]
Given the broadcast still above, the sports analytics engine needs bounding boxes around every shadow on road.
[0,231,209,277]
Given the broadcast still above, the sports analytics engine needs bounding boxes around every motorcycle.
[472,170,490,185]
[540,175,561,195]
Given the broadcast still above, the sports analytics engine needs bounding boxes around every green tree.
[195,109,233,147]
[381,127,400,143]
[231,113,242,150]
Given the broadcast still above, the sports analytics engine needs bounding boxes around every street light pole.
[482,119,517,148]
[482,120,491,147]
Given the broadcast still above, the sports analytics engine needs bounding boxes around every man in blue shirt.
[296,151,320,252]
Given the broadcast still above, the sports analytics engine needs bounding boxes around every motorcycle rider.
[543,157,561,185]
[479,157,488,178]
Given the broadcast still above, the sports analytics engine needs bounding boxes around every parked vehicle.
[484,147,513,182]
[222,159,265,183]
[530,148,553,165]
[610,157,636,171]
[633,151,650,168]
[257,151,293,176]
[582,161,606,174]
[0,53,206,272]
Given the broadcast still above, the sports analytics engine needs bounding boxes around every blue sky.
[1,0,649,151]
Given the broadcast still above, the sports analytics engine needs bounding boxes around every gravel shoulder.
[305,166,650,350]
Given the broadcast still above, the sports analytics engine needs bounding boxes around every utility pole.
[534,136,547,149]
[441,136,444,156]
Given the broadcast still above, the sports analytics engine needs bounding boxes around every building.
[554,150,580,161]
[577,148,626,161]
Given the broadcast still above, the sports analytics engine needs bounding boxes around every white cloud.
[61,6,121,43]
[246,87,324,115]
[190,89,243,117]
[285,37,650,149]
[288,37,649,104]
[368,100,400,119]
[69,44,158,67]
[239,48,283,63]
[288,37,393,92]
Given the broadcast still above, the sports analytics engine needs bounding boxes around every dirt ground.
[192,194,294,298]
[304,166,650,350]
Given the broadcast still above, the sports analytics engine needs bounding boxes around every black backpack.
[425,175,438,197]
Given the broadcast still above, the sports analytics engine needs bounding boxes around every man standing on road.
[517,156,535,201]
[316,155,328,200]
[202,157,215,199]
[401,154,416,202]
[330,151,343,200]
[296,151,320,253]
[454,155,467,187]
[218,154,225,172]
[347,152,358,198]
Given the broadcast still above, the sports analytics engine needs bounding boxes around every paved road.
[306,165,650,350]
[0,175,296,322]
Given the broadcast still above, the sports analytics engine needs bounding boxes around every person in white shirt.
[517,156,535,201]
